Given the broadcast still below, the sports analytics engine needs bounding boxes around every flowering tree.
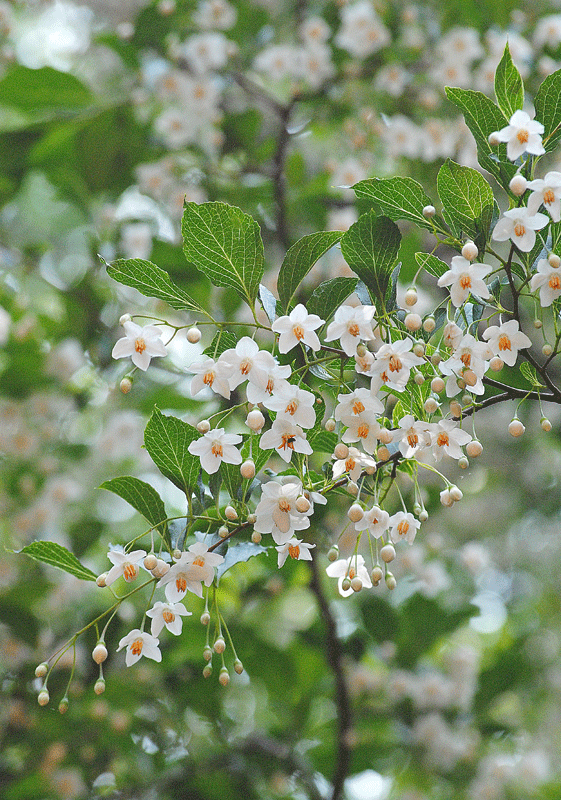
[3,2,561,800]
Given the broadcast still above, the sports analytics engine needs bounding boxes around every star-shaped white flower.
[112,321,167,371]
[117,629,162,667]
[271,304,324,353]
[104,548,147,586]
[325,303,376,355]
[276,538,315,568]
[189,357,231,399]
[146,601,191,637]
[157,542,224,601]
[326,554,372,597]
[493,109,545,161]
[437,255,492,307]
[527,171,561,222]
[259,418,313,462]
[391,414,431,458]
[492,207,548,252]
[264,383,317,428]
[482,319,532,366]
[428,420,471,462]
[332,446,377,481]
[369,339,424,391]
[188,427,242,474]
[388,511,420,545]
[354,504,390,538]
[530,257,561,306]
[253,478,312,544]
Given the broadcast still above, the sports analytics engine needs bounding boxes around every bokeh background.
[1,1,561,798]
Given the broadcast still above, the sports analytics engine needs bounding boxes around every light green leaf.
[105,257,203,312]
[100,476,170,546]
[307,277,358,321]
[437,159,496,247]
[535,68,561,153]
[217,541,268,580]
[182,201,264,307]
[520,361,544,387]
[415,252,450,279]
[144,408,200,495]
[445,87,515,184]
[353,176,436,231]
[16,541,97,582]
[0,66,93,110]
[307,429,338,453]
[278,231,343,311]
[495,44,524,119]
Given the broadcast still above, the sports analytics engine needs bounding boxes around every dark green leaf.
[494,43,524,119]
[307,429,338,453]
[385,263,401,312]
[437,159,496,247]
[182,201,264,307]
[277,231,343,311]
[100,476,170,547]
[15,541,97,582]
[415,252,449,279]
[340,212,401,309]
[353,176,436,231]
[105,257,203,312]
[203,329,238,359]
[535,68,561,153]
[307,276,358,321]
[144,407,200,495]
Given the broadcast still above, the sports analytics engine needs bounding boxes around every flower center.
[135,338,146,354]
[240,358,252,375]
[348,322,360,337]
[203,371,215,387]
[211,441,223,458]
[131,638,143,656]
[498,334,512,351]
[460,275,471,290]
[176,575,187,593]
[123,563,139,582]
[266,378,275,394]
[288,544,301,559]
[357,423,369,438]
[163,610,175,624]
[293,324,305,341]
[544,189,556,205]
[279,434,296,450]
[388,355,402,372]
[397,520,410,536]
[348,567,356,580]
[352,400,365,415]
[549,275,561,290]
[407,432,419,448]
[517,129,529,144]
[345,456,357,471]
[514,222,526,238]
[460,352,472,367]
[278,498,291,513]
[285,400,298,415]
[437,432,449,447]
[193,557,205,567]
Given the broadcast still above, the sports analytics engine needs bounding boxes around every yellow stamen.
[288,544,300,559]
[135,338,146,354]
[131,638,143,656]
[498,335,512,352]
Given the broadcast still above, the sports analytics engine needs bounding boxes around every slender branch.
[308,556,352,800]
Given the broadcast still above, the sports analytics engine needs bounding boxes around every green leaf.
[105,257,203,312]
[307,429,338,453]
[277,230,343,311]
[520,361,544,387]
[307,276,358,321]
[144,408,200,495]
[15,541,97,582]
[437,159,496,247]
[494,44,524,119]
[340,212,401,309]
[535,68,561,154]
[353,176,436,231]
[100,476,170,547]
[415,252,450,279]
[258,283,279,324]
[217,541,268,580]
[181,201,264,307]
[0,66,93,110]
[203,329,237,360]
[445,87,515,184]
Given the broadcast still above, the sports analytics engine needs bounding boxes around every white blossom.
[187,427,242,474]
[117,629,161,667]
[271,304,324,353]
[492,207,548,252]
[388,511,421,545]
[264,383,316,428]
[437,256,492,307]
[482,319,532,366]
[254,479,312,545]
[112,321,167,371]
[104,549,146,586]
[259,418,313,463]
[530,257,561,306]
[493,109,545,161]
[325,304,376,355]
[146,601,191,637]
[526,171,561,221]
[326,554,372,597]
[158,542,224,601]
[276,538,315,568]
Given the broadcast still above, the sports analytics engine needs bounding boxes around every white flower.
[254,479,312,545]
[340,412,382,455]
[370,339,424,391]
[482,319,532,366]
[259,418,313,463]
[157,542,224,601]
[392,414,431,458]
[104,549,147,586]
[117,629,162,667]
[219,337,272,390]
[526,171,561,221]
[325,304,376,356]
[187,427,242,474]
[388,511,420,545]
[246,359,291,404]
[354,505,390,539]
[530,257,561,306]
[189,357,231,399]
[437,256,492,307]
[442,320,464,350]
[112,321,167,371]
[264,383,316,428]
[271,304,324,353]
[276,538,315,568]
[334,388,384,426]
[492,207,549,252]
[326,554,372,597]
[493,109,545,161]
[146,601,191,637]
[429,420,471,461]
[332,446,377,481]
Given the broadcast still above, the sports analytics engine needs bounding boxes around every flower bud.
[196,419,211,434]
[119,313,132,326]
[251,530,262,544]
[534,318,543,328]
[405,313,422,332]
[422,204,436,218]
[414,371,424,385]
[218,525,229,538]
[543,344,553,356]
[35,662,48,679]
[234,659,244,675]
[548,252,561,268]
[490,356,504,371]
[347,503,364,523]
[449,485,463,502]
[94,679,106,695]
[424,397,439,413]
[296,496,311,513]
[461,241,479,261]
[38,689,50,706]
[440,488,453,507]
[92,643,108,664]
[341,577,352,592]
[187,327,201,343]
[423,316,436,333]
[247,513,256,524]
[214,637,226,654]
[224,505,238,521]
[541,417,552,432]
[203,664,212,679]
[351,576,363,592]
[219,667,230,686]
[378,428,392,444]
[347,481,359,496]
[356,343,367,357]
[431,353,442,366]
[450,400,462,418]
[405,288,418,306]
[380,544,396,563]
[240,459,256,479]
[431,376,445,393]
[463,369,477,386]
[120,377,133,394]
[377,446,390,462]
[419,510,429,522]
[458,456,469,469]
[58,697,69,714]
[246,408,265,432]
[488,131,501,145]
[385,573,397,590]
[371,566,383,583]
[151,559,169,578]
[143,554,157,570]
[200,611,211,625]
[96,573,107,588]
[203,646,213,662]
[509,174,527,196]
[466,440,482,457]
[413,342,425,358]
[508,418,525,437]
[334,442,349,460]
[327,545,339,562]
[325,418,336,431]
